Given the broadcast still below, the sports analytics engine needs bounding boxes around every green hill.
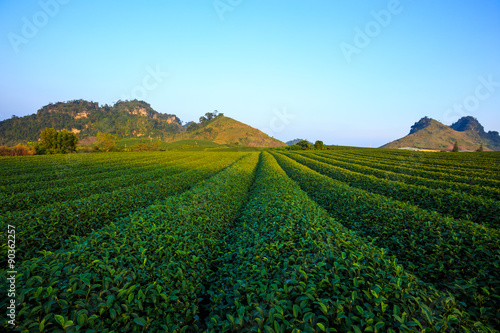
[0,99,286,147]
[382,116,500,151]
[183,116,285,147]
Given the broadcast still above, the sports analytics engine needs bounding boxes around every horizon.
[1,1,499,147]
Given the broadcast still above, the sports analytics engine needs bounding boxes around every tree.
[476,143,484,152]
[94,132,119,152]
[314,140,325,150]
[452,141,459,152]
[39,128,78,153]
[296,140,313,150]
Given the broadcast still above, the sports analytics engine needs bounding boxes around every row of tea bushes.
[205,152,475,332]
[0,152,163,185]
[1,153,259,332]
[323,150,500,187]
[283,152,500,228]
[0,152,194,196]
[312,152,500,201]
[273,152,500,329]
[0,153,244,261]
[0,154,201,213]
[344,150,500,177]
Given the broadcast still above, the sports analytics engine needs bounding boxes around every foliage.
[283,152,500,227]
[296,140,313,150]
[1,149,499,331]
[452,141,459,152]
[94,131,120,152]
[0,152,258,332]
[199,110,224,123]
[40,127,79,153]
[0,143,36,156]
[273,151,500,329]
[314,140,325,150]
[207,152,474,331]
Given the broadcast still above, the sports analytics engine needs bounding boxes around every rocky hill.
[0,100,286,147]
[382,116,500,151]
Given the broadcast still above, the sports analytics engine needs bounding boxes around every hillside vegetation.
[0,100,285,147]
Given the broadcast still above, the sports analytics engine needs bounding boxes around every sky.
[0,0,499,147]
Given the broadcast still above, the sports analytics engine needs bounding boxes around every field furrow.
[0,153,244,260]
[0,152,194,196]
[310,152,500,201]
[0,152,259,332]
[0,153,201,213]
[332,150,500,184]
[283,152,500,227]
[205,152,477,331]
[273,151,500,328]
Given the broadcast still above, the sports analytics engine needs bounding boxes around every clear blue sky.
[1,0,499,147]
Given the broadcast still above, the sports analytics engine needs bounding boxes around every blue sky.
[1,0,499,147]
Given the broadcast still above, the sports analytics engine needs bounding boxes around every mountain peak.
[409,116,434,135]
[450,116,485,134]
[383,115,499,151]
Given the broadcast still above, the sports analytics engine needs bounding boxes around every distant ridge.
[0,99,286,147]
[382,116,500,151]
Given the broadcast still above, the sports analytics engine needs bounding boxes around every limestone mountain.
[382,116,500,151]
[0,99,286,147]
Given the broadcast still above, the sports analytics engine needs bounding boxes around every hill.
[0,100,286,147]
[183,116,285,147]
[382,116,500,151]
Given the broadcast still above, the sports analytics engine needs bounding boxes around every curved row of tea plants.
[331,151,500,186]
[205,152,476,332]
[0,153,201,213]
[0,152,194,196]
[283,152,500,228]
[273,152,500,329]
[310,152,500,201]
[0,153,260,332]
[0,153,244,261]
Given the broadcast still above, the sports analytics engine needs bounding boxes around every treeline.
[0,127,170,156]
[185,110,224,132]
[0,128,79,156]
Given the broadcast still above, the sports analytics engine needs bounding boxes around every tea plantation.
[1,150,499,332]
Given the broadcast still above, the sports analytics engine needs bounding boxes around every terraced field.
[1,150,499,332]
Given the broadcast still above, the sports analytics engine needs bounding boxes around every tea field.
[1,149,499,332]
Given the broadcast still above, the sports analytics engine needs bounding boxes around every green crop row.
[0,153,244,261]
[310,152,500,201]
[0,152,164,186]
[0,152,259,332]
[331,150,500,185]
[363,150,500,174]
[273,152,500,329]
[0,152,193,196]
[0,152,126,176]
[205,152,477,332]
[0,153,200,213]
[283,152,500,228]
